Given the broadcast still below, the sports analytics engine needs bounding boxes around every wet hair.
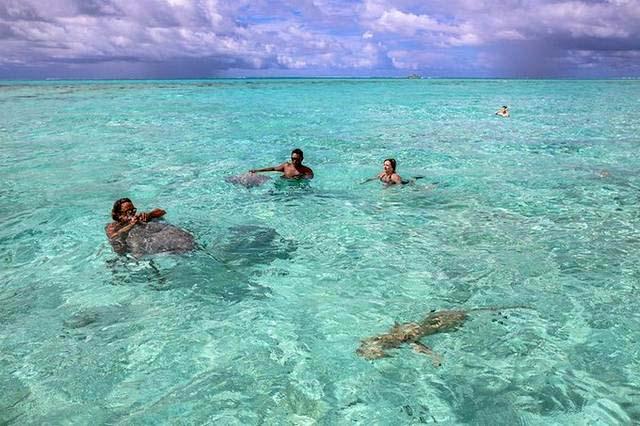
[291,148,304,159]
[384,158,397,172]
[112,197,132,221]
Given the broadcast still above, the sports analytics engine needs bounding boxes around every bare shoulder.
[300,165,314,178]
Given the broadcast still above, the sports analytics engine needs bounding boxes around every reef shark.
[357,306,532,366]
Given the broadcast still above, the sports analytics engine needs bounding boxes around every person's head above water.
[361,158,406,184]
[291,148,304,167]
[106,198,166,240]
[248,148,313,179]
[112,198,135,222]
[383,158,397,174]
[496,105,510,117]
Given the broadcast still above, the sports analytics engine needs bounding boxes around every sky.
[0,0,639,79]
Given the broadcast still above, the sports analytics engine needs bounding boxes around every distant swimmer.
[495,105,510,117]
[249,148,314,179]
[362,158,423,185]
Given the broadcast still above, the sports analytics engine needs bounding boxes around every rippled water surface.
[1,79,640,424]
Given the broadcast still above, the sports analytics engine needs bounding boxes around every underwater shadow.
[105,245,272,303]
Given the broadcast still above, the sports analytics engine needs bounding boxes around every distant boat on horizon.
[406,74,422,79]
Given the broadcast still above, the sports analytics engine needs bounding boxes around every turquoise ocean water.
[1,79,639,424]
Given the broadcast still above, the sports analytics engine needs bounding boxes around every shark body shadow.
[357,306,532,366]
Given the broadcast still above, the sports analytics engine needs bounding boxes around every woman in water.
[362,158,404,185]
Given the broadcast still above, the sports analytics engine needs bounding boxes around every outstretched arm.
[361,173,383,184]
[250,163,285,173]
[137,208,166,223]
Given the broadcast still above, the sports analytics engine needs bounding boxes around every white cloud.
[0,0,639,77]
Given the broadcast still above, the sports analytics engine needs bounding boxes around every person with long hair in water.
[362,158,404,185]
[362,158,426,186]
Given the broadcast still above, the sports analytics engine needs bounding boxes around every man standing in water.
[249,148,314,179]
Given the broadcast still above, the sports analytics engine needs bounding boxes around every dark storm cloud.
[0,0,47,21]
[73,0,124,17]
[0,22,15,39]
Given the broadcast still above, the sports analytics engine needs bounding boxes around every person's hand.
[128,215,140,225]
[137,212,149,222]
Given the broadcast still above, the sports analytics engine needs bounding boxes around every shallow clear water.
[1,79,640,424]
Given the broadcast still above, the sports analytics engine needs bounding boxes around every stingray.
[113,222,195,257]
[214,224,296,267]
[63,304,131,330]
[357,306,532,365]
[225,172,271,188]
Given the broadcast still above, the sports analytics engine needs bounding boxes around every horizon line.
[1,76,639,82]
